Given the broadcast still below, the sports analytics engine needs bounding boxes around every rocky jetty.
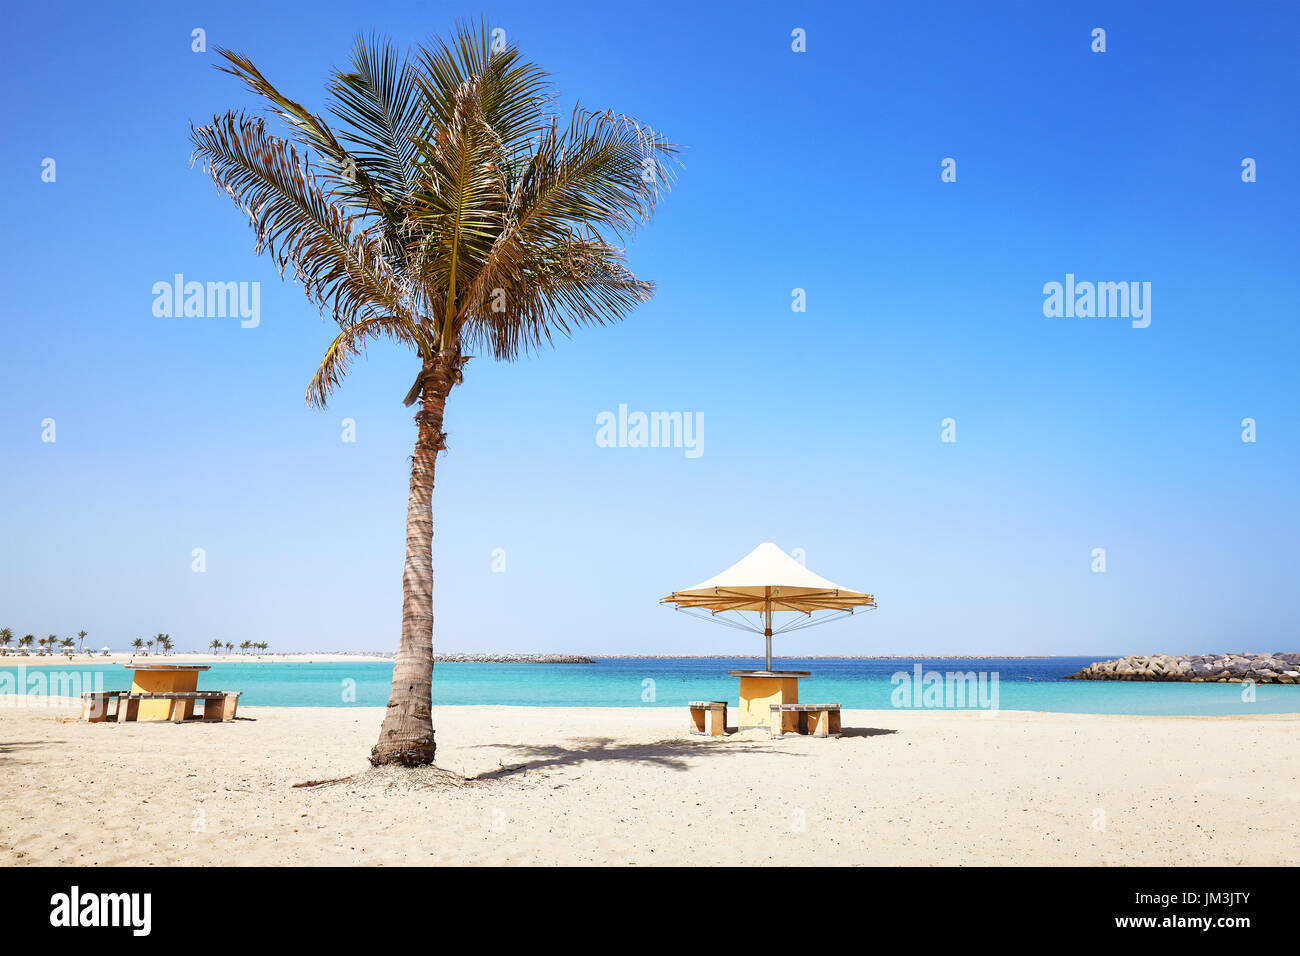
[433,653,594,664]
[1067,653,1300,683]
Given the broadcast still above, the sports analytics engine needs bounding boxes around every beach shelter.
[661,543,877,729]
[660,542,877,669]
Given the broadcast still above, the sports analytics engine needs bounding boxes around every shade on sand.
[660,542,876,669]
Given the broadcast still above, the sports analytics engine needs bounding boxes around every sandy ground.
[1,701,1296,866]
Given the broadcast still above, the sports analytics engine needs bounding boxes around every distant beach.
[4,651,1064,666]
[3,652,392,667]
[2,651,594,667]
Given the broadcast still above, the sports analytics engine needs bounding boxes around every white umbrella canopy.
[661,542,876,669]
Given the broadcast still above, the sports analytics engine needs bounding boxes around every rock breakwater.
[1067,653,1300,683]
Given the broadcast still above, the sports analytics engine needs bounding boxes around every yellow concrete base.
[130,671,198,720]
[736,675,800,730]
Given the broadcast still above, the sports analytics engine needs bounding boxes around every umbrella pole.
[764,589,773,671]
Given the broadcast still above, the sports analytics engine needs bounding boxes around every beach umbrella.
[660,542,877,670]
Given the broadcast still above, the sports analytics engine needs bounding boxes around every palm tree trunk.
[370,355,457,766]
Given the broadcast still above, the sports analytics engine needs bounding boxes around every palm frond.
[531,106,678,238]
[404,78,507,346]
[458,239,654,359]
[329,35,425,203]
[451,106,677,355]
[307,315,430,407]
[214,48,396,223]
[414,20,552,157]
[189,111,419,334]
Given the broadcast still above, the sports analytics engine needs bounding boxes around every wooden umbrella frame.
[661,584,877,670]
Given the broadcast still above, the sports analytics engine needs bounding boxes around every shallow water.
[3,657,1298,715]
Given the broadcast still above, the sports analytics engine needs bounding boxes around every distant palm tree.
[158,634,173,655]
[0,628,12,654]
[77,630,89,653]
[132,638,145,653]
[209,639,223,653]
[60,637,75,653]
[19,634,35,654]
[190,24,675,765]
[44,634,58,655]
[224,642,234,655]
[239,640,252,655]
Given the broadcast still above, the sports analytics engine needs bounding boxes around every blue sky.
[1,1,1296,655]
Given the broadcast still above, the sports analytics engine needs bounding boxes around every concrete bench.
[688,700,728,737]
[80,690,126,722]
[82,691,241,723]
[770,703,841,738]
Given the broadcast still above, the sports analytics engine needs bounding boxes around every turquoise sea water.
[3,657,1299,716]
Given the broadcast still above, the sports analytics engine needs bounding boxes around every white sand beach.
[2,701,1295,866]
[3,652,390,668]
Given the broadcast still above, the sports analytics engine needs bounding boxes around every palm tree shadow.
[0,739,59,766]
[467,735,805,778]
[0,740,58,753]
[839,727,899,738]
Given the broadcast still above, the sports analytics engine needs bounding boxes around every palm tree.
[190,24,675,765]
[132,637,145,654]
[224,642,234,655]
[0,628,12,654]
[60,637,75,654]
[209,639,223,653]
[19,634,35,654]
[45,634,58,655]
[157,634,173,655]
[77,630,89,653]
[238,640,252,655]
